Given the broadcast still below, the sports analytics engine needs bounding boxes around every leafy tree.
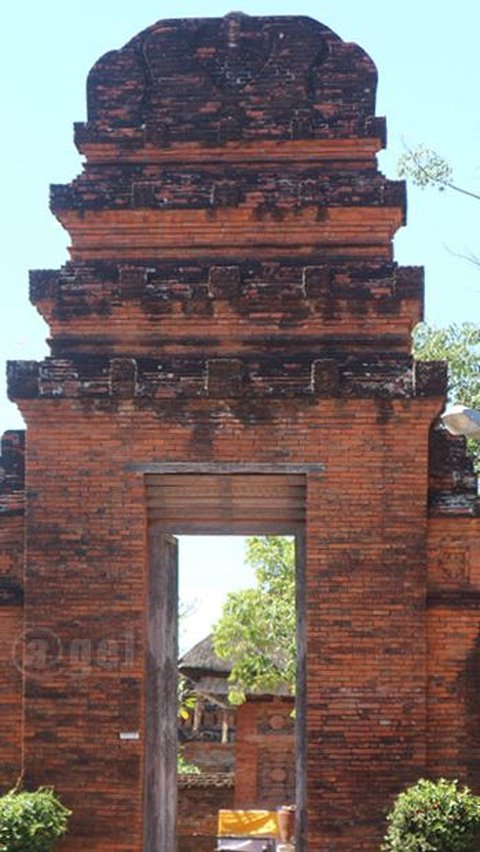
[412,322,480,468]
[212,536,295,704]
[382,778,480,851]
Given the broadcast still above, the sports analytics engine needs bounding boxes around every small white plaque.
[119,731,140,741]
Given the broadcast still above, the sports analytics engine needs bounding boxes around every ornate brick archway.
[0,13,479,852]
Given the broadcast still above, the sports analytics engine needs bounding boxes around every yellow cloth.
[218,809,277,837]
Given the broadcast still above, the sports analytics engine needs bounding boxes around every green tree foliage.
[413,322,480,468]
[382,778,480,851]
[176,674,200,774]
[213,536,295,703]
[0,788,71,852]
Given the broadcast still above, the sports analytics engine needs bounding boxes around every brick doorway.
[144,470,307,852]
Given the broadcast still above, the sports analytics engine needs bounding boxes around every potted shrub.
[0,787,71,851]
[382,778,480,851]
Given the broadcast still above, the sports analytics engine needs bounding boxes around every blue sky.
[1,1,479,644]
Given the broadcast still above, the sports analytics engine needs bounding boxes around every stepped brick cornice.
[30,261,423,357]
[49,15,404,265]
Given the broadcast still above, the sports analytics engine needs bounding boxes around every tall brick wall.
[2,13,479,852]
[178,776,234,852]
[8,395,444,850]
[426,431,480,787]
[0,431,24,790]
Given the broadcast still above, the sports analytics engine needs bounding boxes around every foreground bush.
[382,778,480,851]
[0,787,71,851]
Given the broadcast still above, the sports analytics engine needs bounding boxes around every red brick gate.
[0,13,479,851]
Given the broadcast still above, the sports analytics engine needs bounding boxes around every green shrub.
[177,749,200,775]
[0,787,71,852]
[382,778,480,851]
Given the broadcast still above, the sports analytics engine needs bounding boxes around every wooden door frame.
[144,532,178,852]
[143,467,315,852]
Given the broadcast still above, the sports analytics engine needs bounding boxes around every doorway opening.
[177,535,296,850]
[144,472,306,852]
[177,536,256,781]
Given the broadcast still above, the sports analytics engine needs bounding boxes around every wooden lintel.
[128,462,325,474]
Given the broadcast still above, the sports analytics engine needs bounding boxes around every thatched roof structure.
[179,634,232,680]
[179,634,292,700]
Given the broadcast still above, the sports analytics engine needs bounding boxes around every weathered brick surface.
[426,516,480,786]
[0,600,23,789]
[10,396,440,849]
[2,12,479,852]
[428,428,479,515]
[178,776,234,852]
[0,431,24,790]
[51,165,404,214]
[30,262,422,358]
[77,15,383,148]
[235,698,295,809]
[0,430,25,517]
[181,741,234,774]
